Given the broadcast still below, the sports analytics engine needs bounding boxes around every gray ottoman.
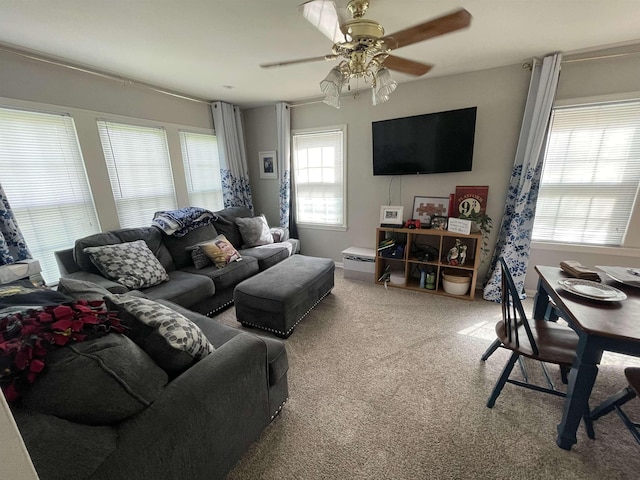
[234,255,335,338]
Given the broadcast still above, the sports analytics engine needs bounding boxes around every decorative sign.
[454,186,489,217]
[447,217,472,235]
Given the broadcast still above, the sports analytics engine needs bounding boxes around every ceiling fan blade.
[381,8,472,50]
[383,55,433,76]
[299,0,349,43]
[260,54,338,69]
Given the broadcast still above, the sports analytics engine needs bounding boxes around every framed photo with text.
[259,151,278,179]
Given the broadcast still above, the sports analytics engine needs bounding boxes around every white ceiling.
[1,0,640,108]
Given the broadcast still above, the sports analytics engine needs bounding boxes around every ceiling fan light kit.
[262,0,472,108]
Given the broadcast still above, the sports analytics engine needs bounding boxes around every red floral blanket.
[0,300,127,403]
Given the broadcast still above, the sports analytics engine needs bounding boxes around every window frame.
[291,124,348,231]
[532,92,640,252]
[0,104,101,284]
[179,129,224,211]
[97,119,178,229]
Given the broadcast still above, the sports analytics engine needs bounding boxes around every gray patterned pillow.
[185,244,213,269]
[105,295,214,373]
[83,240,169,289]
[235,214,274,248]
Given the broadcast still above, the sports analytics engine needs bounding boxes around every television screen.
[372,107,477,175]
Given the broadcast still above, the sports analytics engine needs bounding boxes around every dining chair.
[486,258,581,410]
[480,263,569,387]
[587,367,640,444]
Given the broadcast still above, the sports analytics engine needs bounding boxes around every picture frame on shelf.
[380,205,404,227]
[412,196,449,226]
[258,151,278,179]
[430,215,448,231]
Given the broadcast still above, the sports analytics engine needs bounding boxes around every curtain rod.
[522,49,640,70]
[0,43,211,105]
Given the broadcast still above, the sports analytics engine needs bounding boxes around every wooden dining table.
[532,265,640,450]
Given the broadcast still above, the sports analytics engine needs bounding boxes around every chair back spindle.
[500,258,539,357]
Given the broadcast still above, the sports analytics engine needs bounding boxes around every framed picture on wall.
[259,151,278,179]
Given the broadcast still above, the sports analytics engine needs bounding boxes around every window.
[292,125,346,228]
[0,106,100,284]
[532,100,640,246]
[179,131,224,210]
[97,120,177,228]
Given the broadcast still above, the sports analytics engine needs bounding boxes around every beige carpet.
[216,268,640,480]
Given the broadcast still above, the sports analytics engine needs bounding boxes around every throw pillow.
[185,244,213,269]
[83,240,169,289]
[235,214,274,248]
[198,234,242,269]
[20,334,168,425]
[105,294,214,373]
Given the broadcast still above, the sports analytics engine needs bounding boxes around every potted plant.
[458,212,493,264]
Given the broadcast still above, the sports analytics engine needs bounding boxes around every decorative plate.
[558,279,627,301]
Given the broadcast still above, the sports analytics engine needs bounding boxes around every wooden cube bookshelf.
[375,227,482,300]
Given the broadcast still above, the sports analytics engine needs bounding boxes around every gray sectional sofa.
[5,207,298,479]
[55,206,300,316]
[9,289,289,480]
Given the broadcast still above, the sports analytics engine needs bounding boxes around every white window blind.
[0,107,100,284]
[532,100,640,246]
[97,120,177,228]
[179,131,224,210]
[292,126,346,227]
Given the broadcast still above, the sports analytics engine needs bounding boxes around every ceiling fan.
[260,0,472,107]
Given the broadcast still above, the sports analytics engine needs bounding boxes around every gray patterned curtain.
[0,184,31,265]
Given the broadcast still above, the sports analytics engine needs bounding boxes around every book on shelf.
[377,239,395,251]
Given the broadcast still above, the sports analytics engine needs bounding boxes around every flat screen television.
[372,106,477,175]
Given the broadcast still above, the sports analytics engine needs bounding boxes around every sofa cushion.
[105,294,214,373]
[12,409,117,480]
[181,255,259,290]
[74,227,175,273]
[83,240,170,289]
[212,206,252,248]
[141,270,214,308]
[198,235,242,268]
[238,244,292,271]
[21,334,168,425]
[161,223,219,270]
[56,277,112,301]
[236,214,274,248]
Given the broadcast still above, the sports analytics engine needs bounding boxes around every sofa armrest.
[54,248,79,275]
[90,334,270,480]
[61,272,129,294]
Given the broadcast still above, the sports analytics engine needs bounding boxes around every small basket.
[442,270,471,295]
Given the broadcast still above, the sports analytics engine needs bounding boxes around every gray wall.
[246,51,640,292]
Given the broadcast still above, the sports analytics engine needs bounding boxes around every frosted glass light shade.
[320,66,345,108]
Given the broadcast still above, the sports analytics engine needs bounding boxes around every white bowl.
[442,272,471,295]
